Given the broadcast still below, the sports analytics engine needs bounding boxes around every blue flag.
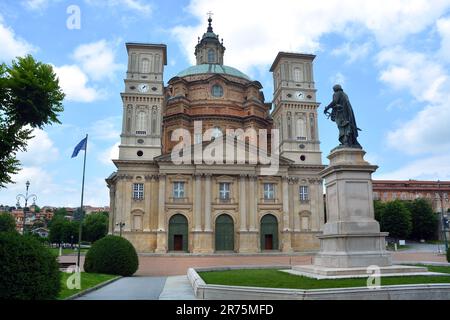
[71,137,87,158]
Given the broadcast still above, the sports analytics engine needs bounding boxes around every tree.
[48,216,64,244]
[0,55,64,187]
[83,213,108,243]
[405,199,438,241]
[381,200,412,240]
[0,212,16,233]
[62,220,79,244]
[374,200,386,230]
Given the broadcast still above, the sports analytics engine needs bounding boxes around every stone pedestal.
[294,148,427,278]
[314,148,391,268]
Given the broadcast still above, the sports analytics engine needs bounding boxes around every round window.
[137,150,144,157]
[211,84,224,97]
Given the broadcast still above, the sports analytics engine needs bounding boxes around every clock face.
[138,83,149,93]
[296,91,305,100]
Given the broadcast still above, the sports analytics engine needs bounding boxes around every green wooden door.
[168,214,188,252]
[260,214,279,250]
[215,214,234,251]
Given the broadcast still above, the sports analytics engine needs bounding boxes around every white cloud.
[171,0,450,72]
[387,103,450,155]
[331,42,372,64]
[99,142,120,165]
[53,65,104,103]
[0,17,36,62]
[90,116,122,141]
[18,129,59,166]
[437,17,450,62]
[374,154,450,181]
[21,0,51,11]
[84,0,153,15]
[72,40,124,82]
[329,72,346,86]
[377,47,449,104]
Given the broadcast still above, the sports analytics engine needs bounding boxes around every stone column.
[204,174,212,232]
[108,183,116,234]
[155,174,167,253]
[193,173,202,232]
[290,178,299,231]
[248,175,257,232]
[282,176,290,231]
[239,175,247,231]
[281,176,293,253]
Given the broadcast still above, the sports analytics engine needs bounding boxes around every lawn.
[48,247,89,256]
[199,265,450,290]
[58,272,118,299]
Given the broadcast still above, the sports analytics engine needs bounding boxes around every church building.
[106,17,325,253]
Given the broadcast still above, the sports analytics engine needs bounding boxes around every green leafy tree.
[0,55,64,187]
[62,220,79,244]
[48,216,64,244]
[405,198,438,241]
[374,200,386,230]
[83,213,108,243]
[0,212,16,232]
[382,200,412,240]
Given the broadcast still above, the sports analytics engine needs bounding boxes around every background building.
[373,180,450,213]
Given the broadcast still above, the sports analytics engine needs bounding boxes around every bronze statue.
[324,85,362,149]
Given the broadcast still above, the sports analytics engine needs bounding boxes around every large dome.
[176,64,251,81]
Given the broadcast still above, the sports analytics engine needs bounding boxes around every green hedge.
[0,232,60,299]
[447,247,450,263]
[84,235,138,276]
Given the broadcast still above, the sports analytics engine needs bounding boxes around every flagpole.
[77,134,88,269]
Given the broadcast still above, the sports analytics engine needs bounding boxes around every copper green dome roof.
[176,64,251,81]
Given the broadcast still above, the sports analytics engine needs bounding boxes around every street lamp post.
[437,180,449,252]
[16,180,37,235]
[116,222,125,237]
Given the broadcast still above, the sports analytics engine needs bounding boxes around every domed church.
[106,17,325,253]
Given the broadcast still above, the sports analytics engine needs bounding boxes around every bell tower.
[119,43,167,161]
[270,52,322,165]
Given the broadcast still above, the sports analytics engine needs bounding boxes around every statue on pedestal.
[324,85,362,149]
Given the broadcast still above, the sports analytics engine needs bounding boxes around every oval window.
[211,84,224,97]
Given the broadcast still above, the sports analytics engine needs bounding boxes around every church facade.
[106,18,325,253]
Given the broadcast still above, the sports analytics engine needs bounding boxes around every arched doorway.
[168,214,188,252]
[260,214,279,251]
[215,214,234,251]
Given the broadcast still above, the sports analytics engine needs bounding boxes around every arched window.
[208,49,215,63]
[287,113,292,139]
[310,113,315,140]
[211,84,223,97]
[151,108,157,135]
[294,67,303,82]
[296,117,306,140]
[136,111,146,135]
[142,58,150,73]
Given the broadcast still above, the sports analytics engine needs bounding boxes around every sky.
[1,0,450,207]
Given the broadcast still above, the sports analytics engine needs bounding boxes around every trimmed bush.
[84,235,138,276]
[0,232,60,299]
[0,212,16,233]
